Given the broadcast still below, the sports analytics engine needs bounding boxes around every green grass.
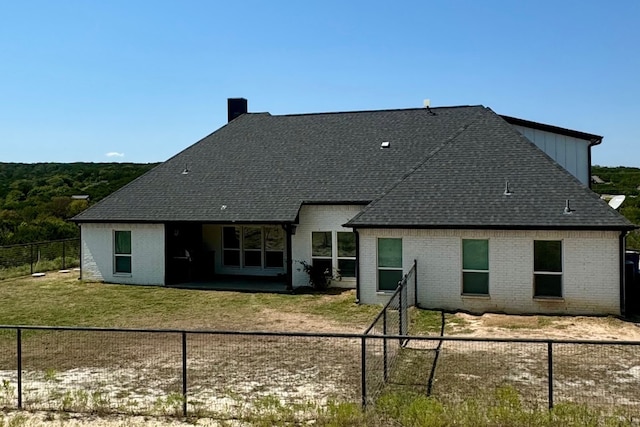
[0,272,378,330]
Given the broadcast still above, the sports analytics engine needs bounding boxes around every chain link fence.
[0,238,80,280]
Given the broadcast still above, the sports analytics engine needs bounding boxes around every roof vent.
[503,180,512,196]
[563,199,574,215]
[380,141,390,149]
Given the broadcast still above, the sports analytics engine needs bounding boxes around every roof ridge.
[271,105,482,118]
[347,108,489,225]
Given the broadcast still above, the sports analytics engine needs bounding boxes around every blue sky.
[1,0,638,166]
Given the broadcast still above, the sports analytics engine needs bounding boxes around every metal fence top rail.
[3,324,640,346]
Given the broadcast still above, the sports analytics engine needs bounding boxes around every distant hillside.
[1,163,638,248]
[0,162,158,245]
[591,165,640,249]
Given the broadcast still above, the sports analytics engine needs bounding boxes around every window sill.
[461,293,490,299]
[376,290,396,295]
[113,273,132,277]
[533,296,565,302]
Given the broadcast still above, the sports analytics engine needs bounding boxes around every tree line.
[0,163,157,245]
[591,165,640,249]
[0,163,639,248]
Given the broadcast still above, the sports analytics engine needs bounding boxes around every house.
[72,99,635,315]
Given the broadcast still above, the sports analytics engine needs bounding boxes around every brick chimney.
[227,98,248,122]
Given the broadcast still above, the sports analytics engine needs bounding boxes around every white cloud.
[106,152,125,158]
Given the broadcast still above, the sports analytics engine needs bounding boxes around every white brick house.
[73,99,634,315]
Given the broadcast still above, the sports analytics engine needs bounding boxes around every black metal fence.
[362,260,416,404]
[0,238,80,279]
[1,325,640,419]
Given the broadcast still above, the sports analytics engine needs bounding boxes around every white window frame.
[223,225,285,270]
[113,230,132,275]
[461,239,489,296]
[377,237,403,292]
[310,231,357,280]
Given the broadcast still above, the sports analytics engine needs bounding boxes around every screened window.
[114,230,132,274]
[462,239,489,295]
[312,231,333,277]
[534,240,562,297]
[378,238,402,291]
[337,232,356,278]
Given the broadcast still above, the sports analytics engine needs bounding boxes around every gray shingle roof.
[73,105,633,230]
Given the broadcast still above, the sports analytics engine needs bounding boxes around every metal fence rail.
[1,325,640,418]
[362,261,416,405]
[0,238,80,278]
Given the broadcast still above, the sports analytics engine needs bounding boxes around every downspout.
[355,229,360,303]
[78,224,83,280]
[620,230,627,317]
[285,224,293,291]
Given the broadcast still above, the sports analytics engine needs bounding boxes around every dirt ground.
[446,311,640,341]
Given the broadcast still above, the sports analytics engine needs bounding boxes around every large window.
[223,226,285,269]
[114,230,132,274]
[462,239,489,295]
[312,231,333,277]
[534,240,562,297]
[311,231,357,279]
[378,238,402,291]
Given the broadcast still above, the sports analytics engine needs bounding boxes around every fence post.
[182,332,188,417]
[361,336,367,408]
[62,240,66,270]
[413,259,418,307]
[383,311,388,382]
[17,328,22,409]
[547,341,553,410]
[30,244,34,275]
[398,281,404,342]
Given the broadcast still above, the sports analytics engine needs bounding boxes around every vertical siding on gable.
[358,228,620,315]
[81,223,165,285]
[512,125,590,185]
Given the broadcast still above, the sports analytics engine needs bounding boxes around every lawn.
[0,271,380,331]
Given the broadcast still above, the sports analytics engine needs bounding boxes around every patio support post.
[285,224,293,291]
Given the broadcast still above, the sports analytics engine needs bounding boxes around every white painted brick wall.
[358,228,621,315]
[291,205,365,288]
[81,223,165,285]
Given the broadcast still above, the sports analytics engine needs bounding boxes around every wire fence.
[1,326,640,419]
[362,260,416,404]
[0,238,80,279]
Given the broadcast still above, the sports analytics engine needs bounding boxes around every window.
[223,225,285,269]
[534,240,562,297]
[312,231,332,277]
[337,232,356,278]
[378,238,402,291]
[223,226,241,266]
[462,239,489,295]
[243,227,262,267]
[114,230,132,274]
[264,226,285,268]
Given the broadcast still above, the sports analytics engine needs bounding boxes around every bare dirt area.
[446,311,640,341]
[397,311,640,414]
